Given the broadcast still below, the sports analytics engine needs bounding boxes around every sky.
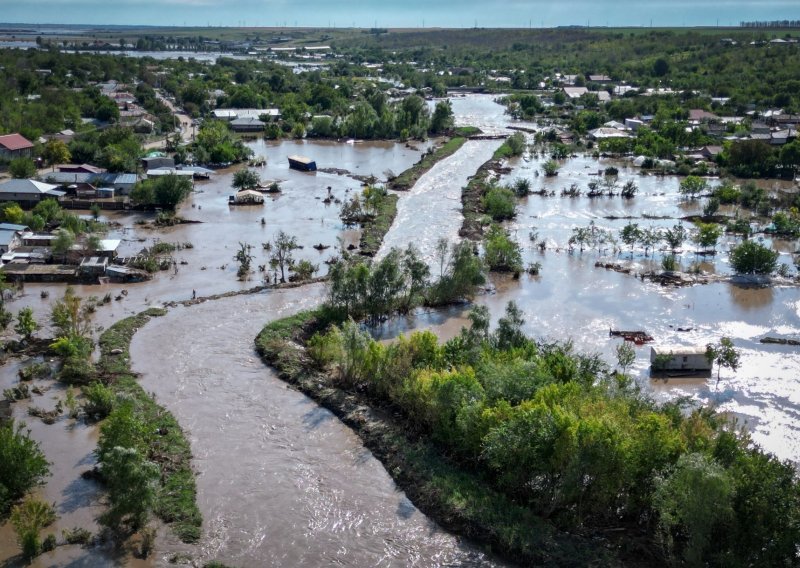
[1,0,799,29]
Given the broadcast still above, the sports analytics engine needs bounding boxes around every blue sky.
[2,0,800,28]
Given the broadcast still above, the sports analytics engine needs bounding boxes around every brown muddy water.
[128,286,497,567]
[2,94,799,565]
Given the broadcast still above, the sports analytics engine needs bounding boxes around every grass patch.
[359,193,398,257]
[454,126,482,137]
[97,307,202,543]
[389,137,467,190]
[254,312,611,566]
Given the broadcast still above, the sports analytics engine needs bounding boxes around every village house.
[0,223,29,254]
[0,133,34,160]
[58,164,105,175]
[562,86,589,100]
[688,109,719,124]
[588,74,612,84]
[230,117,266,132]
[0,179,65,206]
[212,108,281,122]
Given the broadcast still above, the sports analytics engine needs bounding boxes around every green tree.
[616,341,636,375]
[729,240,779,275]
[9,158,37,179]
[153,174,193,208]
[52,228,75,262]
[14,307,39,340]
[429,100,454,134]
[679,176,707,199]
[654,453,733,564]
[99,446,159,532]
[693,222,722,253]
[41,139,71,170]
[542,159,559,176]
[267,231,300,283]
[482,186,516,220]
[483,224,523,273]
[233,168,261,191]
[664,222,688,252]
[0,420,50,513]
[705,337,740,382]
[620,222,642,256]
[779,139,800,176]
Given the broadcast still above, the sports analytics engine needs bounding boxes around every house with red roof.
[0,133,34,160]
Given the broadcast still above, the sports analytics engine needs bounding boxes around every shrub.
[58,356,96,385]
[0,420,50,513]
[482,187,516,221]
[542,159,559,176]
[512,178,531,197]
[729,240,779,275]
[10,499,57,560]
[483,225,523,273]
[82,382,116,421]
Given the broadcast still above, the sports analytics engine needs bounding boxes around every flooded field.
[2,93,799,565]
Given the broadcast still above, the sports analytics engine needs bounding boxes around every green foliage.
[661,254,678,272]
[729,240,779,275]
[511,177,531,197]
[232,168,261,191]
[481,186,516,220]
[83,382,116,421]
[654,453,733,564]
[693,222,723,252]
[0,421,50,514]
[8,158,37,179]
[14,307,38,340]
[483,224,523,273]
[98,446,159,533]
[10,499,57,560]
[95,311,200,542]
[679,175,707,199]
[705,337,741,381]
[42,139,71,168]
[542,159,559,176]
[430,100,454,134]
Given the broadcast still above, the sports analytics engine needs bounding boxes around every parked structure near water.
[288,155,316,171]
[650,345,712,375]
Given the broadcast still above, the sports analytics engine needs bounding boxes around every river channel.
[1,93,798,565]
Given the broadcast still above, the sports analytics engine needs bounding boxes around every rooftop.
[0,133,33,151]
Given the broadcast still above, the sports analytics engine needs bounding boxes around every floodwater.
[374,117,800,463]
[2,93,800,566]
[129,286,497,567]
[378,139,501,265]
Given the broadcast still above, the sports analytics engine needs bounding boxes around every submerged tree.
[267,231,300,283]
[705,337,740,382]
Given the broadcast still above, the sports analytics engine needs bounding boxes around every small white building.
[650,345,712,374]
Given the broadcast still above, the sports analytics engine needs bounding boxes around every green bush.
[481,186,516,220]
[483,225,523,273]
[82,382,116,421]
[0,421,50,513]
[729,240,779,275]
[10,499,57,560]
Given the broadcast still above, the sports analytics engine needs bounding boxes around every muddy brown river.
[129,287,496,567]
[2,94,799,565]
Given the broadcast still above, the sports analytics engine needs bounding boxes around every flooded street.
[129,287,497,567]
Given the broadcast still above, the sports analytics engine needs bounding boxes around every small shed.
[650,345,712,375]
[79,256,109,277]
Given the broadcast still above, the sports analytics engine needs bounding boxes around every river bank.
[255,310,632,567]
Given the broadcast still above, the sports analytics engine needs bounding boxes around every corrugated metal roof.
[0,133,33,151]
